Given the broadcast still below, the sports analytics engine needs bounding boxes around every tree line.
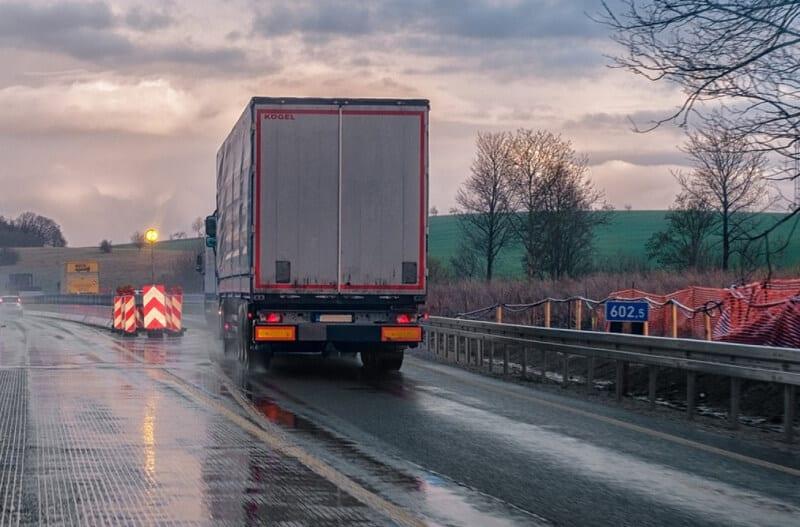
[450,129,609,281]
[0,212,66,248]
[449,118,776,283]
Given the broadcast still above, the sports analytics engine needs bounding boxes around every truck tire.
[380,351,404,371]
[236,304,252,368]
[361,348,404,372]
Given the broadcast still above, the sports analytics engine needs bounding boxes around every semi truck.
[206,97,429,371]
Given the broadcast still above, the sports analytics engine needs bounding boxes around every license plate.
[318,313,353,323]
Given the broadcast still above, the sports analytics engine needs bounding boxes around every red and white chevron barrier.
[166,293,183,334]
[113,296,123,332]
[143,284,167,331]
[122,295,137,335]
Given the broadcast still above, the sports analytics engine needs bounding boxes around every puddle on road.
[240,382,548,527]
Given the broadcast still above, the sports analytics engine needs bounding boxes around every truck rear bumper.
[253,323,422,343]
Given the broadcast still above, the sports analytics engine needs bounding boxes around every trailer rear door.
[340,106,427,293]
[254,105,340,290]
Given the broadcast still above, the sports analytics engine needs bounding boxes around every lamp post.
[145,228,158,284]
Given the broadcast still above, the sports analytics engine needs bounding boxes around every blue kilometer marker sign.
[605,300,649,322]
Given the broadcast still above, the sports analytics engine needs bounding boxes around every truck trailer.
[206,97,429,371]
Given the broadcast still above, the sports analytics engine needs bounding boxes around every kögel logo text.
[263,113,295,120]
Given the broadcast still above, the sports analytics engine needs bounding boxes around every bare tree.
[454,132,515,281]
[507,130,608,279]
[130,231,145,250]
[647,193,717,270]
[676,123,769,270]
[598,0,800,235]
[170,231,187,240]
[99,239,113,253]
[191,217,205,238]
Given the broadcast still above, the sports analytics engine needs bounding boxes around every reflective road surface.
[1,314,798,526]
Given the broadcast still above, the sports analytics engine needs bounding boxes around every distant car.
[0,296,23,318]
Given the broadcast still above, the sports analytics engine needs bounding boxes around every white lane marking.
[408,358,800,478]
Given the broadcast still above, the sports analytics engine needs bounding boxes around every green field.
[429,211,800,278]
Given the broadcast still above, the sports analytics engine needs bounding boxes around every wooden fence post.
[495,305,503,323]
[704,312,712,341]
[544,301,551,328]
[575,300,582,330]
[671,302,678,338]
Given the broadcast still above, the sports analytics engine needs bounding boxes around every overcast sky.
[0,0,694,246]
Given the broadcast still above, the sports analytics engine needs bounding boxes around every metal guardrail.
[22,293,205,306]
[423,316,799,442]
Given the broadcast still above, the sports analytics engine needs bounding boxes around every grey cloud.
[0,1,248,72]
[255,2,371,37]
[149,45,246,68]
[586,150,689,168]
[252,1,607,79]
[564,111,688,134]
[0,1,133,60]
[125,6,175,32]
[0,1,113,33]
[254,0,602,40]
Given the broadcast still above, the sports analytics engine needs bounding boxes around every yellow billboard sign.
[66,261,99,273]
[65,274,99,294]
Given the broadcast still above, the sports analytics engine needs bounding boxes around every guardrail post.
[729,377,740,430]
[784,385,796,443]
[615,361,624,401]
[586,357,594,392]
[671,303,678,338]
[496,305,503,323]
[687,371,697,420]
[521,347,528,379]
[544,301,551,328]
[455,335,460,363]
[541,351,549,383]
[478,338,484,368]
[562,354,569,387]
[648,366,657,408]
[503,345,509,376]
[489,341,495,373]
[575,300,582,330]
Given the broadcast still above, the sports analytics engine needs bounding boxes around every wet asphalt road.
[2,313,800,526]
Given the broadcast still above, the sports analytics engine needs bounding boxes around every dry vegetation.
[427,268,800,318]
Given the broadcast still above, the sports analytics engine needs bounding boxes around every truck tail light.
[381,326,422,342]
[262,312,282,323]
[254,325,296,341]
[395,313,413,324]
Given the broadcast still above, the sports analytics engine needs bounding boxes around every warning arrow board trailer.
[64,260,100,294]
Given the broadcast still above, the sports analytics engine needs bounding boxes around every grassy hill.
[429,211,800,278]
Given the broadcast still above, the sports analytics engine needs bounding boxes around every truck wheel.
[236,304,252,368]
[380,351,404,371]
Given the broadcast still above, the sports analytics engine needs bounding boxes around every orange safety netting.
[606,279,800,347]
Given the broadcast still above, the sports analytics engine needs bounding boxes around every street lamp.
[145,228,158,284]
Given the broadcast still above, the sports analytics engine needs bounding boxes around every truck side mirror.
[205,215,217,248]
[205,215,217,237]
